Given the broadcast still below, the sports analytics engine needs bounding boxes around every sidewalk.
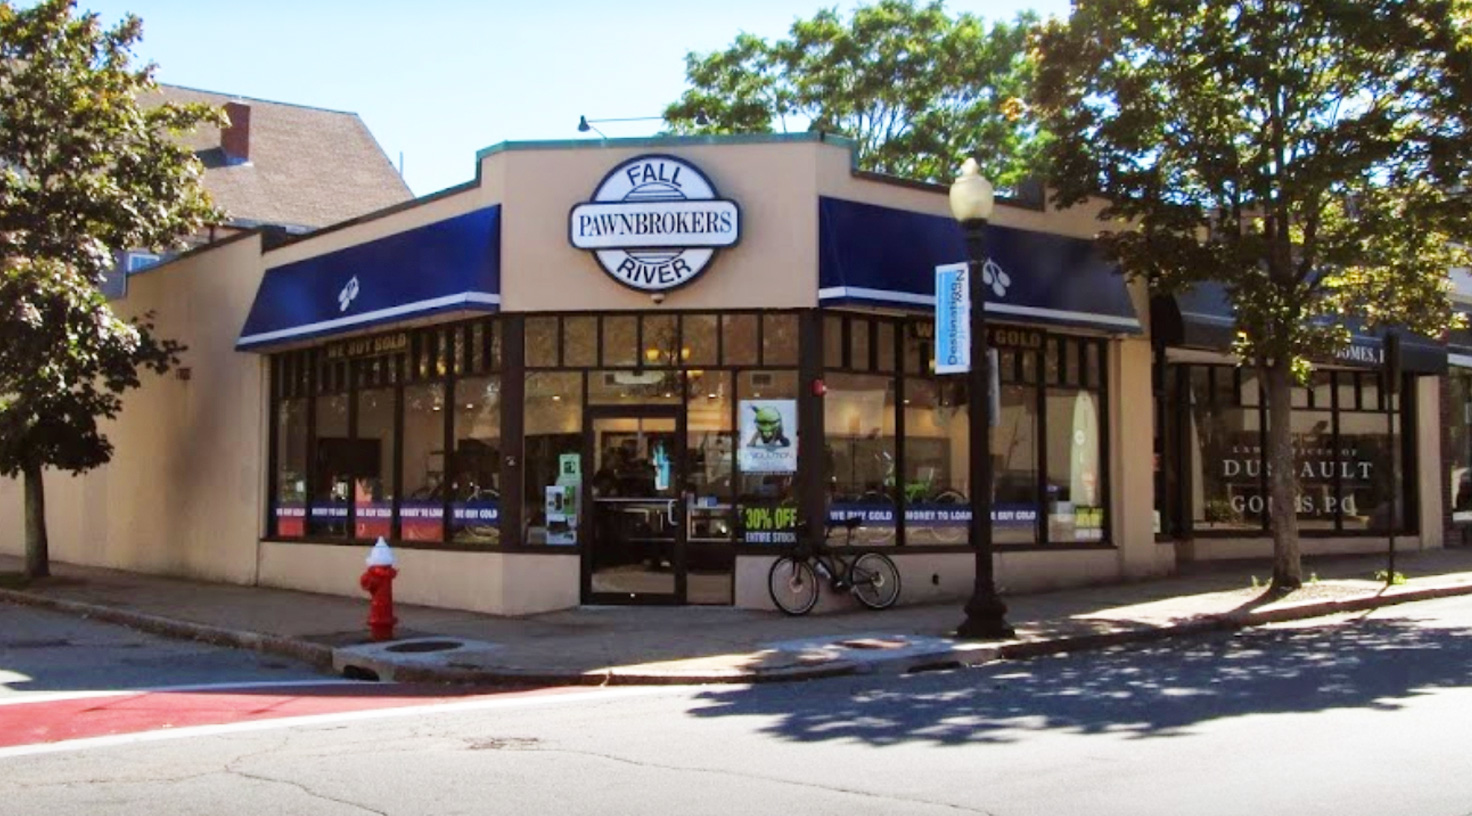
[4,548,1472,685]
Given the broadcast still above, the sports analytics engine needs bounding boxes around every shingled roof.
[146,84,414,232]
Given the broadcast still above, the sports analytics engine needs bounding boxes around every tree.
[1031,0,1472,589]
[663,0,1045,187]
[0,0,223,578]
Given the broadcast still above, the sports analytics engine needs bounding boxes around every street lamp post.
[949,158,1015,640]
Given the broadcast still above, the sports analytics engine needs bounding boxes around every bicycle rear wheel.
[849,553,901,610]
[768,557,820,615]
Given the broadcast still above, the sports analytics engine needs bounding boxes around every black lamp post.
[949,158,1015,640]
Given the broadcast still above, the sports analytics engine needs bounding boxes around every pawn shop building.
[0,133,1450,614]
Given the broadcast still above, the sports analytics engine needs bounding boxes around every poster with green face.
[738,399,797,474]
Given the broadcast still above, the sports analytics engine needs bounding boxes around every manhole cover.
[838,637,909,650]
[385,639,463,654]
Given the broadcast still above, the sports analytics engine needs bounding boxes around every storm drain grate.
[384,639,464,654]
[838,637,909,650]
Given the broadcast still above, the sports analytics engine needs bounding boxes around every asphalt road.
[4,596,1472,815]
[0,604,327,697]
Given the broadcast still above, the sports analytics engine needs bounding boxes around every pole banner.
[935,262,970,374]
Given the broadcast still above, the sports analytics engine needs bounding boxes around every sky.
[77,0,1072,197]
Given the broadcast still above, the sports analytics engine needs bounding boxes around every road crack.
[226,737,387,816]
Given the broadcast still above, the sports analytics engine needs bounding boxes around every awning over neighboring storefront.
[817,196,1141,333]
[237,206,501,351]
[1155,281,1448,374]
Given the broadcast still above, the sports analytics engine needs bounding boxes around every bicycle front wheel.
[849,553,901,610]
[768,557,820,615]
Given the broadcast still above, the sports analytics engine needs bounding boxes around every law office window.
[1450,371,1472,523]
[1176,363,1412,535]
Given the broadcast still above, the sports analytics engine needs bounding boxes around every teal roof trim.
[474,131,858,162]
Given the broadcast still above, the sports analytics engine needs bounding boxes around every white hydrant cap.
[366,537,396,567]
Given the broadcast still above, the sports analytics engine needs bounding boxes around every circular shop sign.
[568,154,741,292]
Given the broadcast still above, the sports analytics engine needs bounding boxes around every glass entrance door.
[584,408,686,603]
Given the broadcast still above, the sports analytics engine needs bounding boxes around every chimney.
[222,101,251,164]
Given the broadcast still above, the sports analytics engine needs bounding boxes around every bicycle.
[767,516,902,615]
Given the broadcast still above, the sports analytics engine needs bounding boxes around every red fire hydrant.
[359,537,398,642]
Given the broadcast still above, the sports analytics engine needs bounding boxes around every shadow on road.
[690,612,1472,745]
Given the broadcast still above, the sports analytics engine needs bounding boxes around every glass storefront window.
[274,396,308,538]
[736,370,798,546]
[1174,361,1411,536]
[644,314,680,367]
[310,390,350,537]
[588,369,684,405]
[992,381,1040,544]
[1187,366,1264,531]
[723,314,758,366]
[818,313,1107,547]
[683,314,719,368]
[524,372,583,546]
[902,378,970,544]
[1451,371,1472,523]
[354,382,396,541]
[825,372,898,546]
[602,315,637,367]
[525,317,559,368]
[1337,408,1397,532]
[562,316,598,368]
[763,314,799,366]
[450,376,501,544]
[687,371,734,604]
[401,381,445,542]
[1045,386,1103,542]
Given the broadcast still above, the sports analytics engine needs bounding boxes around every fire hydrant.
[359,537,398,642]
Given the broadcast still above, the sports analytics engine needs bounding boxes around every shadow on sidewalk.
[688,613,1472,745]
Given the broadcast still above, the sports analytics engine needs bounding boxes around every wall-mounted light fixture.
[577,112,710,138]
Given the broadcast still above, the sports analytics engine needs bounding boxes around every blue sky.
[78,0,1071,196]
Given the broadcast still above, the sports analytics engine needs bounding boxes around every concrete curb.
[6,578,1472,687]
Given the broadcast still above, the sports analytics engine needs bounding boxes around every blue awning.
[237,206,501,350]
[1159,281,1447,374]
[817,197,1140,332]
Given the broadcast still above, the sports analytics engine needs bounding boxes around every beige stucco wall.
[1112,336,1171,577]
[0,235,268,583]
[257,542,580,615]
[1417,376,1444,548]
[492,141,822,313]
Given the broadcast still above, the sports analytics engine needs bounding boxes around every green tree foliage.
[663,0,1044,186]
[0,0,224,577]
[1032,0,1472,589]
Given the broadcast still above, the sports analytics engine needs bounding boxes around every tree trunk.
[1264,362,1302,590]
[23,462,49,579]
